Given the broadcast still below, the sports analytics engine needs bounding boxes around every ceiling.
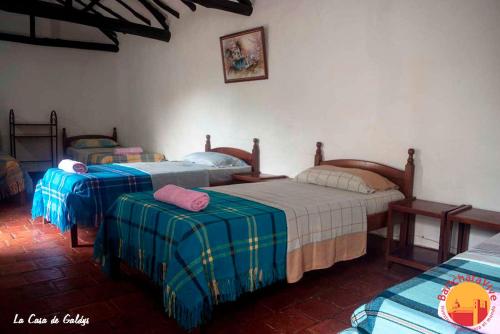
[0,0,254,52]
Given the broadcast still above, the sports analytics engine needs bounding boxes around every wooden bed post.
[70,224,78,248]
[251,138,260,175]
[404,148,415,199]
[112,127,118,142]
[314,142,323,166]
[205,134,211,151]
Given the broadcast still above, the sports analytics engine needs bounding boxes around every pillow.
[183,152,248,168]
[295,165,397,193]
[317,165,398,191]
[71,138,118,149]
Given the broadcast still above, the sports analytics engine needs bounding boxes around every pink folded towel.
[153,185,210,212]
[114,147,143,155]
[58,159,88,174]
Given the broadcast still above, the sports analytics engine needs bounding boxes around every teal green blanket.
[342,259,499,333]
[94,190,287,330]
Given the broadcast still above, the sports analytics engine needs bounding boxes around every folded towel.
[114,147,143,155]
[58,159,88,174]
[154,184,210,212]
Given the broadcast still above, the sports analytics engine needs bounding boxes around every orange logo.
[437,274,497,332]
[445,282,491,326]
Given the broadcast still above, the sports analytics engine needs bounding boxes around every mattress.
[121,161,251,190]
[212,179,404,215]
[66,147,116,163]
[206,165,252,184]
[211,180,404,282]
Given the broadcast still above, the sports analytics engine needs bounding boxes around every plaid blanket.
[343,259,500,334]
[32,164,152,232]
[88,152,166,164]
[94,190,287,330]
[0,153,25,199]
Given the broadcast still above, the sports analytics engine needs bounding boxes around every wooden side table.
[444,207,500,260]
[385,199,466,271]
[232,173,287,183]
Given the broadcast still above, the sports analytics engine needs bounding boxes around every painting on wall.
[220,27,268,83]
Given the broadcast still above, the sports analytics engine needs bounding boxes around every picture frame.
[219,26,268,83]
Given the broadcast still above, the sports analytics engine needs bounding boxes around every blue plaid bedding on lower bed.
[94,190,287,330]
[32,164,152,232]
[342,259,500,334]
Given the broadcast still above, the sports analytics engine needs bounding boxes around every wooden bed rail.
[314,142,415,199]
[62,127,117,155]
[205,134,260,175]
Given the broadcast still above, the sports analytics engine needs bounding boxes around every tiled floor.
[0,201,419,334]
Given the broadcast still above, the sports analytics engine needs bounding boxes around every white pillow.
[183,152,248,168]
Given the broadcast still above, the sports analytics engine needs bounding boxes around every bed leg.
[70,224,78,248]
[199,324,208,334]
[109,257,121,279]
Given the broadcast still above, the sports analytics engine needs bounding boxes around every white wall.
[0,13,135,156]
[1,0,500,248]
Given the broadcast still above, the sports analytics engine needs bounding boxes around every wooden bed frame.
[205,134,260,175]
[62,130,260,174]
[59,133,260,248]
[62,127,118,155]
[314,142,415,231]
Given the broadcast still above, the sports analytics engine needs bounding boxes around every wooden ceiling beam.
[181,0,197,11]
[137,0,170,30]
[185,0,252,16]
[55,0,120,45]
[0,32,119,52]
[114,0,152,25]
[153,0,180,19]
[82,0,101,11]
[77,0,129,22]
[0,0,171,41]
[98,28,119,45]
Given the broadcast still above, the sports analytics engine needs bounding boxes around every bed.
[314,142,416,231]
[0,152,32,203]
[341,233,500,334]
[63,128,166,164]
[32,135,259,247]
[93,144,415,330]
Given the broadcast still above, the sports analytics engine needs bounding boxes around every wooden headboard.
[205,134,260,174]
[314,142,415,199]
[62,127,118,155]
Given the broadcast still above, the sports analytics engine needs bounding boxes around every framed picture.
[220,27,268,83]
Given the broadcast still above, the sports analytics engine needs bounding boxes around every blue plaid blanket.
[342,259,500,334]
[32,164,152,232]
[94,190,287,330]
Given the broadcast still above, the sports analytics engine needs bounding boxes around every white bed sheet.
[118,161,251,190]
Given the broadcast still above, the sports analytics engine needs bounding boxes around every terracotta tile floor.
[0,201,420,334]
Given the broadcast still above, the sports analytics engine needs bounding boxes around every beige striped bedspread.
[211,179,404,283]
